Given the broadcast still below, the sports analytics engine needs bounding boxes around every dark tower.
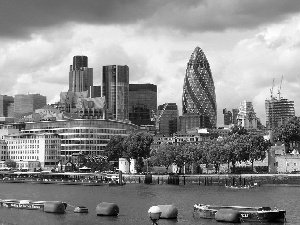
[73,56,88,70]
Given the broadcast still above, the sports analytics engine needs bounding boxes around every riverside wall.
[122,174,300,186]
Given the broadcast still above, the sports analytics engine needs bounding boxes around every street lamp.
[148,206,162,225]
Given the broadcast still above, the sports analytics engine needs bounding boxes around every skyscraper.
[129,83,157,126]
[102,65,129,121]
[14,94,47,118]
[182,47,217,128]
[265,98,295,130]
[69,56,93,93]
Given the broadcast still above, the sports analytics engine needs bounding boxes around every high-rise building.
[158,103,178,136]
[232,108,239,125]
[69,55,93,93]
[0,95,14,117]
[14,94,47,118]
[129,84,157,126]
[223,108,232,126]
[182,46,217,128]
[73,55,88,70]
[265,98,295,130]
[69,67,93,93]
[102,65,129,121]
[236,100,258,129]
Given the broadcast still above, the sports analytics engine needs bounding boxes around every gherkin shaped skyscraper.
[182,47,217,128]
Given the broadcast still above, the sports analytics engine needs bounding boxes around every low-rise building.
[4,133,61,170]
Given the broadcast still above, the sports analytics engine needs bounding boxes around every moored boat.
[74,206,89,213]
[239,207,286,223]
[193,204,286,223]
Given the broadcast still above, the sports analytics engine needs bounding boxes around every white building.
[237,100,258,129]
[4,133,61,170]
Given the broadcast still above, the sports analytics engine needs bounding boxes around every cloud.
[213,15,300,125]
[1,0,300,39]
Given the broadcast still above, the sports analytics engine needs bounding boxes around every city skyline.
[0,1,300,126]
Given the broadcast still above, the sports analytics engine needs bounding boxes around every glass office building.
[182,47,217,128]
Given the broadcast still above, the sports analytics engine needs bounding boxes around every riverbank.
[1,173,300,186]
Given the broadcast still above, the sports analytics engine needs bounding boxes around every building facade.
[182,46,217,128]
[236,100,258,129]
[72,55,88,70]
[0,95,14,117]
[179,113,210,132]
[129,83,157,126]
[14,94,47,119]
[102,65,129,121]
[158,103,178,136]
[23,119,138,160]
[4,133,61,169]
[265,98,295,130]
[223,108,233,127]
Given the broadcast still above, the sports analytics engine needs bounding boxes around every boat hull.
[240,210,286,223]
[194,204,286,223]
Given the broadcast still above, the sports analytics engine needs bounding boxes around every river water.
[0,182,298,225]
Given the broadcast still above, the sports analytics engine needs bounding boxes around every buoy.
[148,206,162,224]
[157,205,178,219]
[215,209,240,223]
[43,201,66,214]
[96,202,119,216]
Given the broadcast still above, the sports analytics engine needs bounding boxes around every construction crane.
[277,75,283,100]
[270,78,275,99]
[151,103,169,131]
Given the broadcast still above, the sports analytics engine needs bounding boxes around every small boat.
[193,204,286,223]
[225,183,259,189]
[193,204,257,219]
[239,207,286,223]
[74,206,88,213]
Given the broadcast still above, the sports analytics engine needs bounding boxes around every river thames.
[0,182,298,225]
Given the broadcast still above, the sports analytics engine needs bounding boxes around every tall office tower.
[0,95,14,117]
[158,103,178,136]
[223,108,233,126]
[182,46,217,128]
[102,65,129,121]
[232,108,239,125]
[69,56,93,92]
[236,100,258,129]
[129,83,157,126]
[14,94,47,118]
[265,98,295,130]
[73,55,88,70]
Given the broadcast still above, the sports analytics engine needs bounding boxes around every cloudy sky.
[1,0,300,126]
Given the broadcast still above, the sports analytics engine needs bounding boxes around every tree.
[4,159,17,169]
[149,143,175,172]
[229,125,248,136]
[122,132,153,173]
[105,135,126,161]
[246,134,269,171]
[272,116,300,151]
